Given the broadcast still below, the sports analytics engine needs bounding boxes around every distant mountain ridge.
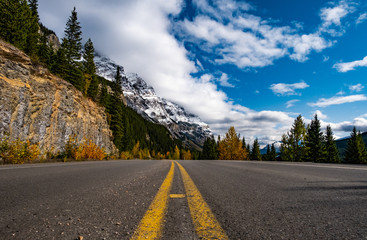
[95,54,212,149]
[335,132,367,159]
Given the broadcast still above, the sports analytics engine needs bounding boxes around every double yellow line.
[131,161,228,240]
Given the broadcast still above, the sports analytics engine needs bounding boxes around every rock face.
[95,54,212,149]
[0,40,116,155]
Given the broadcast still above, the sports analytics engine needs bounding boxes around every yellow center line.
[176,161,229,240]
[169,194,186,198]
[130,161,175,240]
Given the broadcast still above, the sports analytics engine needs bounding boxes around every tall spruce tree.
[62,7,82,64]
[305,114,325,162]
[325,125,340,163]
[61,7,84,90]
[108,67,125,151]
[26,0,39,58]
[251,138,262,160]
[344,127,367,164]
[83,38,98,99]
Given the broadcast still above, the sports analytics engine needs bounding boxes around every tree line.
[201,126,277,161]
[202,115,367,164]
[0,0,196,160]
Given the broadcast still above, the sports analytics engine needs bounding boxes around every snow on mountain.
[95,53,212,149]
[260,141,282,155]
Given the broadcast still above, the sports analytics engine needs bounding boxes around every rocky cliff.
[0,40,116,156]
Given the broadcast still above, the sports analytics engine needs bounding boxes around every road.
[1,160,367,239]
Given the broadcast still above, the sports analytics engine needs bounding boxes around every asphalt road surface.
[1,160,367,239]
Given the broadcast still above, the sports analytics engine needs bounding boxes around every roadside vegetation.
[201,114,367,164]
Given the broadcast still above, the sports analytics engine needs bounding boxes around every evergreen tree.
[83,38,98,99]
[264,144,270,161]
[201,137,218,160]
[280,115,307,161]
[28,0,39,21]
[51,48,68,79]
[218,127,247,160]
[61,7,84,90]
[26,0,39,58]
[0,0,38,56]
[83,38,96,74]
[324,125,340,163]
[344,127,367,164]
[62,7,82,65]
[270,143,277,161]
[305,114,325,162]
[251,138,262,160]
[108,67,125,151]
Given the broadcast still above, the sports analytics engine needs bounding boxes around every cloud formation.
[309,94,367,107]
[333,56,367,72]
[286,99,300,108]
[314,110,328,120]
[270,81,309,96]
[349,83,365,92]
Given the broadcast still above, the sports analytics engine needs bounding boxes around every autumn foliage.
[218,126,248,160]
[0,137,40,164]
[65,136,106,161]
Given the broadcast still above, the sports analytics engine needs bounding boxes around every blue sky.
[38,0,367,145]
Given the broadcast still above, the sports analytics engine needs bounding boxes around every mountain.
[0,39,116,155]
[95,54,212,150]
[260,141,281,155]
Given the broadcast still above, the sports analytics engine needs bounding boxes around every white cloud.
[349,83,364,92]
[309,94,367,107]
[270,81,309,96]
[314,110,328,120]
[333,56,367,72]
[356,13,367,24]
[178,0,334,69]
[218,73,234,88]
[319,0,356,36]
[328,117,367,133]
[286,99,300,108]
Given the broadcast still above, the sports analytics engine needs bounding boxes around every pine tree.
[28,0,39,21]
[344,127,367,164]
[26,0,40,58]
[281,115,307,161]
[325,125,340,163]
[83,38,98,99]
[270,143,277,161]
[61,7,84,90]
[264,144,270,161]
[201,137,218,160]
[62,7,82,65]
[305,114,325,162]
[0,0,38,55]
[218,127,247,160]
[108,67,125,151]
[250,138,262,160]
[51,48,68,79]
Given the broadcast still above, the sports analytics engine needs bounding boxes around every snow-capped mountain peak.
[95,53,212,149]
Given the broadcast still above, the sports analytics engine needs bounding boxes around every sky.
[38,0,367,146]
